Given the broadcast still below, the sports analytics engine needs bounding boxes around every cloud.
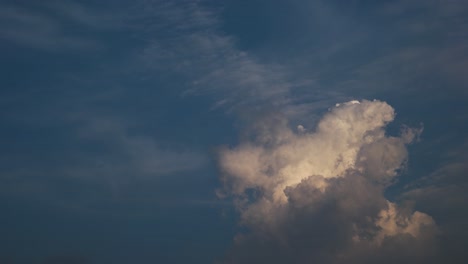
[43,0,122,30]
[132,0,321,117]
[0,113,209,213]
[74,115,208,177]
[217,100,438,263]
[0,1,116,51]
[398,140,468,263]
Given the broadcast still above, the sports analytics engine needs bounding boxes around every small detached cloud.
[218,99,438,263]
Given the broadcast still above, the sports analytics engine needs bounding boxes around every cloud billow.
[218,99,437,263]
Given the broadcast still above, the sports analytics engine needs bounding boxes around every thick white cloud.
[218,100,437,263]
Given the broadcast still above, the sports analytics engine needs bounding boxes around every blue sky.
[1,0,467,263]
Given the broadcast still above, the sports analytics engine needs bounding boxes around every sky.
[0,0,467,263]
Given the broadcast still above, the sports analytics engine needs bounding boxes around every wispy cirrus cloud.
[72,114,209,178]
[401,139,468,223]
[43,0,123,30]
[0,1,120,51]
[131,0,322,117]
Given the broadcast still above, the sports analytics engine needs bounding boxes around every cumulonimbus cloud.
[218,99,437,263]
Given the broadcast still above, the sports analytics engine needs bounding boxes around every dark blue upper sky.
[1,0,467,263]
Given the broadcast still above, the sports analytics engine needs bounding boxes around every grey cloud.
[223,175,438,263]
[226,177,438,264]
